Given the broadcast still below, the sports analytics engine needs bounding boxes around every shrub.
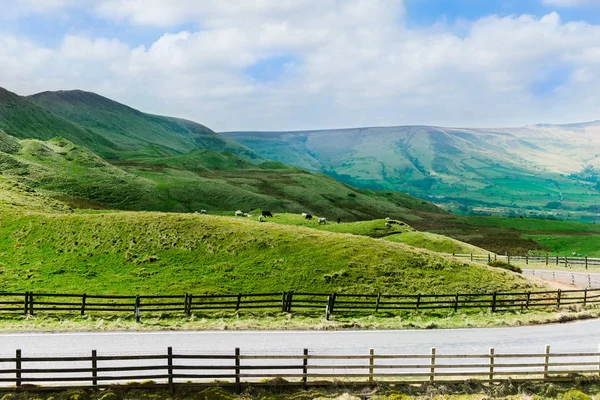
[560,389,591,400]
[488,260,522,273]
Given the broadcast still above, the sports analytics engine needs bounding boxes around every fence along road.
[1,319,600,388]
[523,269,600,287]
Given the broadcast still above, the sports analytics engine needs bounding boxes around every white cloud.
[2,1,600,131]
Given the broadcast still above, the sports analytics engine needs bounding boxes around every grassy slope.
[0,87,117,157]
[224,127,600,222]
[0,211,534,295]
[382,232,490,255]
[28,90,261,161]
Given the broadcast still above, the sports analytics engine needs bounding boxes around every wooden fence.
[454,253,600,269]
[0,288,598,321]
[1,345,599,393]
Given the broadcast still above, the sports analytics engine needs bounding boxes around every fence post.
[430,347,436,382]
[557,289,562,308]
[29,292,34,315]
[302,348,308,390]
[23,292,28,315]
[494,254,497,261]
[491,292,497,312]
[281,292,287,312]
[454,293,459,312]
[374,293,381,313]
[15,349,21,387]
[235,348,241,393]
[92,350,97,386]
[584,289,588,307]
[236,293,242,311]
[489,348,495,381]
[507,253,511,264]
[470,253,473,262]
[81,293,87,316]
[330,293,336,315]
[526,254,528,265]
[526,291,531,309]
[544,344,550,379]
[416,294,421,310]
[135,295,141,322]
[586,257,588,270]
[546,254,548,266]
[184,293,189,316]
[287,291,293,312]
[369,348,374,382]
[556,256,559,266]
[187,294,193,316]
[167,346,174,395]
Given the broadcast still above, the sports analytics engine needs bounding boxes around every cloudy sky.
[2,0,600,131]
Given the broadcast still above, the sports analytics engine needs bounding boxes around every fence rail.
[1,345,599,393]
[454,253,600,269]
[1,288,599,321]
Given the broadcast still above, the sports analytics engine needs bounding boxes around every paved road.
[523,268,600,287]
[1,318,599,357]
[0,319,599,386]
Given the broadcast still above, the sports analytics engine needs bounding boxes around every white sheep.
[385,222,392,228]
[318,217,327,225]
[258,215,265,222]
[301,212,308,217]
[235,210,244,216]
[200,209,207,214]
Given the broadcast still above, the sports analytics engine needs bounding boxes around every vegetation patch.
[488,260,522,273]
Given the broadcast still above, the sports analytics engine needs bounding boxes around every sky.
[2,0,600,131]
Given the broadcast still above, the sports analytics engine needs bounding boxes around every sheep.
[262,210,273,217]
[301,212,308,218]
[385,222,392,228]
[318,217,327,225]
[243,213,253,218]
[258,215,265,222]
[235,210,244,216]
[200,209,207,214]
[304,214,313,220]
[385,217,391,220]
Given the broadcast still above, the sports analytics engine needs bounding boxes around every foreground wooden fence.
[455,253,600,269]
[1,345,599,393]
[0,288,599,320]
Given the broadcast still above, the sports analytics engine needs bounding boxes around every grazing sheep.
[258,215,265,222]
[385,217,391,220]
[262,210,274,217]
[318,217,327,225]
[305,214,313,220]
[235,210,244,216]
[301,212,308,217]
[243,213,251,217]
[200,209,207,214]
[385,222,392,228]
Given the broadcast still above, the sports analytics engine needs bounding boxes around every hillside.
[0,131,445,219]
[28,90,261,161]
[0,87,118,157]
[0,211,534,295]
[224,123,600,222]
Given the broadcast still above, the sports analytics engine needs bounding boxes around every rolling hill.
[224,123,600,222]
[27,89,262,161]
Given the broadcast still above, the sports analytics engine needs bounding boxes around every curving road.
[523,268,600,287]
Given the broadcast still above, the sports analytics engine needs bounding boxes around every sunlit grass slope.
[382,232,490,255]
[0,211,534,295]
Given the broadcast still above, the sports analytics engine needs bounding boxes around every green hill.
[28,90,261,161]
[223,124,600,222]
[0,87,118,157]
[0,210,534,295]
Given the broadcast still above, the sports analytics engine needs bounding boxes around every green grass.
[455,216,600,233]
[0,210,535,295]
[523,234,600,257]
[382,231,489,255]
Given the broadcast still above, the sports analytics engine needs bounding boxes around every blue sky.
[1,0,600,131]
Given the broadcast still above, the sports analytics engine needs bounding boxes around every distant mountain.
[27,89,261,161]
[224,122,600,221]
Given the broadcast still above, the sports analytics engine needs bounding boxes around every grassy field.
[382,231,489,255]
[0,377,597,399]
[0,210,534,295]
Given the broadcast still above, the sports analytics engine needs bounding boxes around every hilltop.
[28,89,261,161]
[224,123,600,222]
